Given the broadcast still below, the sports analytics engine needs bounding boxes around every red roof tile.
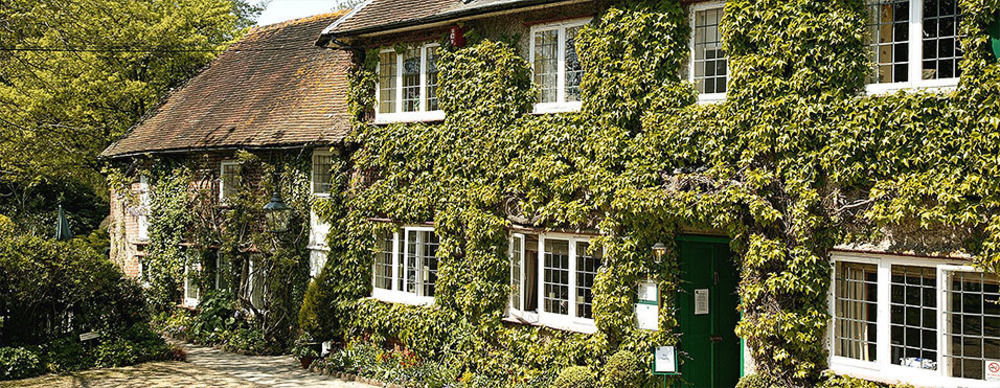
[102,12,352,158]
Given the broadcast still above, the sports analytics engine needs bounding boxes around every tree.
[0,0,261,234]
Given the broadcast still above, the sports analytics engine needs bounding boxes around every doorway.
[675,235,741,388]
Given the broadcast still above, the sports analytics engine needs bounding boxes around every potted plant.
[292,334,320,369]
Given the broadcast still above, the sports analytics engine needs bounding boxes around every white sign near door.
[653,346,678,374]
[694,288,709,315]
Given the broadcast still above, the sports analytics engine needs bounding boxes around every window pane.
[185,264,199,300]
[834,262,879,361]
[534,29,559,103]
[221,163,241,202]
[945,271,1000,380]
[921,0,962,80]
[543,239,570,315]
[692,7,727,94]
[565,26,584,103]
[406,230,417,293]
[402,47,421,112]
[511,235,523,311]
[890,265,938,369]
[312,153,333,194]
[378,51,397,114]
[425,46,440,111]
[421,231,439,297]
[867,1,910,83]
[374,232,394,290]
[575,242,600,319]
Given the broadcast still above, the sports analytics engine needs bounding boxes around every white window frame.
[534,233,598,334]
[508,233,536,321]
[136,176,150,241]
[219,160,240,204]
[370,226,437,306]
[311,149,333,197]
[374,44,446,124]
[183,261,200,308]
[529,18,590,114]
[688,2,728,104]
[828,251,998,388]
[865,0,962,94]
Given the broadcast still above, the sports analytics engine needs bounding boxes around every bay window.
[508,232,599,333]
[830,252,1000,387]
[375,44,444,123]
[866,0,963,93]
[689,2,728,102]
[371,226,438,305]
[530,19,589,113]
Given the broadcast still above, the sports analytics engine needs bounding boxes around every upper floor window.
[508,232,599,334]
[689,3,728,102]
[530,18,589,113]
[830,252,1000,387]
[866,0,962,92]
[312,149,333,196]
[376,44,444,124]
[372,226,438,305]
[219,161,241,204]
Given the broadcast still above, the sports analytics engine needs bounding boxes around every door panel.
[676,237,741,388]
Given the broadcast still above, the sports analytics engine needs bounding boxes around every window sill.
[865,78,959,95]
[536,312,597,334]
[697,93,727,104]
[374,110,445,125]
[183,297,200,308]
[829,359,999,388]
[370,289,435,306]
[533,101,582,114]
[307,244,330,251]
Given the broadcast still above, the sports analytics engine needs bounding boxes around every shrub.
[598,350,647,388]
[93,324,170,368]
[39,337,91,372]
[816,373,914,388]
[551,366,596,388]
[736,374,778,388]
[0,347,44,380]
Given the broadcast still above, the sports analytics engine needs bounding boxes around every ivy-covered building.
[106,0,1000,387]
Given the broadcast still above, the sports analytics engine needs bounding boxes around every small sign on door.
[986,359,1000,382]
[694,288,709,315]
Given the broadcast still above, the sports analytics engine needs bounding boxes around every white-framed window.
[371,226,438,306]
[829,252,1000,387]
[247,255,266,310]
[219,161,241,204]
[184,261,200,308]
[865,0,963,94]
[508,232,599,333]
[136,176,150,241]
[530,18,589,114]
[375,44,444,124]
[688,2,728,103]
[312,149,334,196]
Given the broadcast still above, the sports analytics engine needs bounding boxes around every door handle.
[709,336,723,343]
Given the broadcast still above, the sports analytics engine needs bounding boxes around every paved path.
[2,343,375,388]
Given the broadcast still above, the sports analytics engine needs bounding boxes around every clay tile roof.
[102,12,352,158]
[323,0,575,38]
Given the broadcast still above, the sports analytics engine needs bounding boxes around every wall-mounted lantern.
[651,242,667,263]
[263,189,291,234]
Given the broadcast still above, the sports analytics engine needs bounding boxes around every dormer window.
[376,43,445,124]
[530,18,590,114]
[865,0,963,93]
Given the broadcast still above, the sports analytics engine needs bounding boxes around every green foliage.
[0,347,44,381]
[597,349,647,388]
[550,366,596,388]
[0,234,147,345]
[92,323,171,368]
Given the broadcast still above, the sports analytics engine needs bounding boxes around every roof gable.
[102,12,352,158]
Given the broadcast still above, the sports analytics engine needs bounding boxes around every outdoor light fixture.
[651,242,667,262]
[263,189,291,234]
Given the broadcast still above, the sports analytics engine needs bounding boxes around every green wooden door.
[676,236,741,388]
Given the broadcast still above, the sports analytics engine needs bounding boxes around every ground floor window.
[508,232,599,333]
[371,226,438,305]
[830,252,1000,387]
[184,261,200,308]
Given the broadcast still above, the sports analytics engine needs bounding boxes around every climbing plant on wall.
[298,0,1000,386]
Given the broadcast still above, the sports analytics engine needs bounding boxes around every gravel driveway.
[2,343,374,388]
